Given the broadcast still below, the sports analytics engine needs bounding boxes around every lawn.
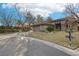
[28,31,79,49]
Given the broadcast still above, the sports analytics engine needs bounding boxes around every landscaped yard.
[28,31,79,49]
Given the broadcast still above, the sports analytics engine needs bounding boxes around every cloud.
[1,3,66,17]
[15,3,66,17]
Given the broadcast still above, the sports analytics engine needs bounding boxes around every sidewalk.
[0,33,17,40]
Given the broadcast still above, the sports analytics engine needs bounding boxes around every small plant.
[46,26,54,32]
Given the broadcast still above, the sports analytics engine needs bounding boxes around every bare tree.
[15,5,36,31]
[47,17,53,24]
[15,5,27,28]
[0,9,16,26]
[63,4,79,46]
[64,4,79,30]
[15,4,35,25]
[15,5,23,24]
[26,12,35,25]
[34,15,44,24]
[65,3,79,19]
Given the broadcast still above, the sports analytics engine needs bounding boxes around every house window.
[55,23,61,30]
[66,24,68,29]
[77,26,79,31]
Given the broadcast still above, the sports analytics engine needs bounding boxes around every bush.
[0,29,18,33]
[0,29,5,33]
[46,26,54,32]
[0,26,31,33]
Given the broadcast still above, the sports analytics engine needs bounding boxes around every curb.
[28,37,79,56]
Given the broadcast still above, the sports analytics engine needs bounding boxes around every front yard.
[28,31,79,49]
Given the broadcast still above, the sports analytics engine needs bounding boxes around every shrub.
[46,26,54,32]
[0,26,31,33]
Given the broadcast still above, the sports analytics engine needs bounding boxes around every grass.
[28,31,79,49]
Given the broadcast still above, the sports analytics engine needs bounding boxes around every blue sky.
[0,3,76,20]
[49,12,68,19]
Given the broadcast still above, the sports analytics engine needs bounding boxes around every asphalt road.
[0,37,70,56]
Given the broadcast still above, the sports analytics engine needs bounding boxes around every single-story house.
[31,23,53,32]
[31,16,79,32]
[16,16,79,32]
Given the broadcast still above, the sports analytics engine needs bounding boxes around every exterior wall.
[32,25,51,32]
[29,18,79,32]
[40,25,48,31]
[53,19,79,31]
[60,21,66,30]
[32,26,40,32]
[53,20,65,30]
[61,24,65,31]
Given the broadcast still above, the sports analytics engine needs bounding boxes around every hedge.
[0,26,30,33]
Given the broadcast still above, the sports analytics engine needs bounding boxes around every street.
[0,37,70,56]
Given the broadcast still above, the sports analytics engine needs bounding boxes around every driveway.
[0,36,70,56]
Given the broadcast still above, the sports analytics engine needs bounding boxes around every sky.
[0,3,77,20]
[15,3,67,20]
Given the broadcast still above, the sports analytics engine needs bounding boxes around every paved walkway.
[0,33,79,56]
